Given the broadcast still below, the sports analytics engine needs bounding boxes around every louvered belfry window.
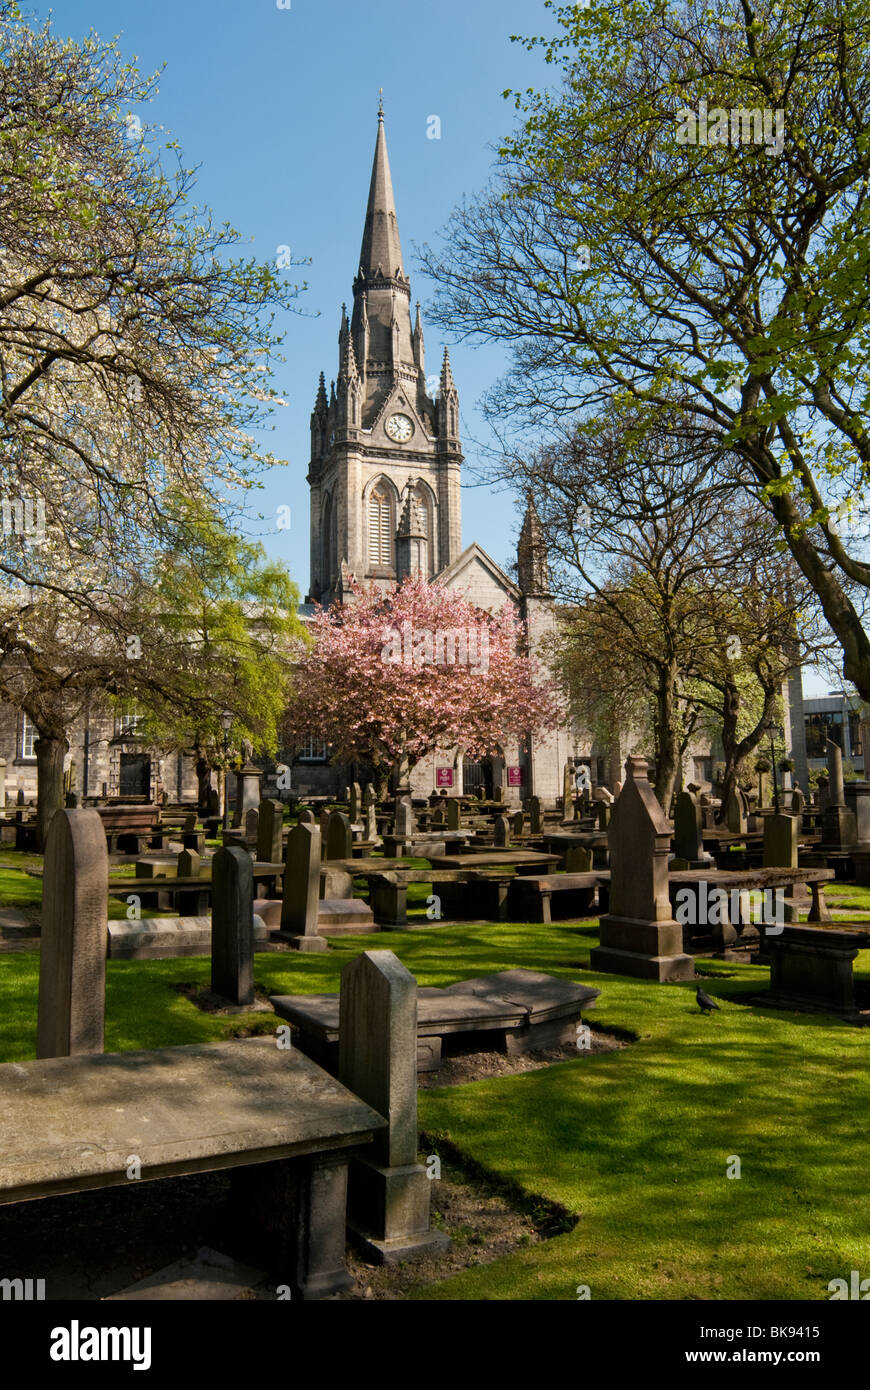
[369,488,393,566]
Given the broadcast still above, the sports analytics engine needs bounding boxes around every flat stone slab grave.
[0,1037,385,1203]
[271,968,600,1074]
[427,851,561,874]
[108,915,271,960]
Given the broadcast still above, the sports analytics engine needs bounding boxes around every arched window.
[368,486,394,567]
[412,482,435,574]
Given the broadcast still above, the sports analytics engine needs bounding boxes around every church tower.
[308,101,463,604]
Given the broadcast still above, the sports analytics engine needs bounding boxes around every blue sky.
[36,0,840,696]
[46,0,554,592]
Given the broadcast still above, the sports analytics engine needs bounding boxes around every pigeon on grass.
[696,987,720,1015]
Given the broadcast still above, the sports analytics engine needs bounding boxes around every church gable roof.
[437,543,522,611]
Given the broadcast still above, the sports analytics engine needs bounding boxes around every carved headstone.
[349,782,361,824]
[493,815,510,847]
[394,797,414,840]
[257,798,284,864]
[37,810,108,1058]
[326,811,353,861]
[279,822,327,952]
[244,806,259,842]
[528,796,543,835]
[446,798,461,831]
[590,757,693,982]
[511,810,524,839]
[177,847,201,879]
[211,845,255,1006]
[297,806,315,825]
[339,951,447,1260]
[673,790,712,867]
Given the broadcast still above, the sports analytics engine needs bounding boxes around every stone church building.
[0,104,809,810]
[291,103,574,802]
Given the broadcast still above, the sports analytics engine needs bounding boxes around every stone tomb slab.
[271,968,600,1072]
[0,1038,386,1205]
[108,915,270,960]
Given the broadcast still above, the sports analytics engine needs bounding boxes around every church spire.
[358,100,405,282]
[517,495,551,596]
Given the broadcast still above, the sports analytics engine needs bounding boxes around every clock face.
[386,412,414,443]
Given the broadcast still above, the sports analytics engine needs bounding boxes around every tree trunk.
[653,662,680,812]
[35,734,68,852]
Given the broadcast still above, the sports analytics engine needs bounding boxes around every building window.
[805,711,843,758]
[368,487,393,567]
[849,712,862,758]
[297,735,330,762]
[117,713,142,737]
[20,713,36,759]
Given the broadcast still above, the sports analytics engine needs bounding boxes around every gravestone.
[349,782,361,824]
[207,787,220,818]
[673,790,712,868]
[364,801,378,843]
[476,786,486,801]
[431,806,446,829]
[493,815,510,847]
[394,797,414,840]
[725,788,747,834]
[446,798,461,831]
[297,806,315,825]
[590,756,693,981]
[279,822,327,952]
[492,785,503,804]
[528,796,543,835]
[817,774,830,814]
[233,762,262,828]
[511,810,524,839]
[319,808,331,839]
[844,780,870,846]
[326,812,353,861]
[339,951,447,1262]
[763,813,804,921]
[565,846,593,872]
[37,809,108,1058]
[257,798,284,864]
[821,740,857,848]
[364,784,378,810]
[211,846,255,1007]
[562,763,573,816]
[16,788,25,806]
[177,848,201,879]
[244,806,259,842]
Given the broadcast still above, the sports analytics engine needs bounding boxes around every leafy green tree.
[423,0,870,697]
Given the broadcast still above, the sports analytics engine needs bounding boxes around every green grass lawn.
[2,912,870,1300]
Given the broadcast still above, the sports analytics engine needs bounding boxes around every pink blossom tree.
[283,575,562,793]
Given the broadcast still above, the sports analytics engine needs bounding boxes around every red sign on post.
[507,766,523,786]
[436,767,454,788]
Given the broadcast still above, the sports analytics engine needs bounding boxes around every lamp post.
[220,709,233,832]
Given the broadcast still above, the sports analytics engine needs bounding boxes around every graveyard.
[3,760,870,1306]
[4,0,870,1356]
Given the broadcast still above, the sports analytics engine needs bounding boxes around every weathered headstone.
[319,808,331,839]
[210,846,255,1006]
[349,782,361,824]
[244,806,259,842]
[364,802,378,843]
[446,798,461,831]
[326,811,353,861]
[492,785,503,804]
[476,786,486,801]
[817,774,830,814]
[673,790,712,867]
[845,780,870,846]
[278,822,327,951]
[528,796,543,835]
[493,815,510,847]
[821,740,857,847]
[590,756,693,981]
[257,798,284,864]
[565,846,593,872]
[431,806,446,829]
[37,809,108,1058]
[394,797,414,840]
[233,761,262,828]
[339,950,447,1261]
[725,788,747,834]
[763,812,804,921]
[177,847,201,878]
[297,806,315,824]
[511,810,524,838]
